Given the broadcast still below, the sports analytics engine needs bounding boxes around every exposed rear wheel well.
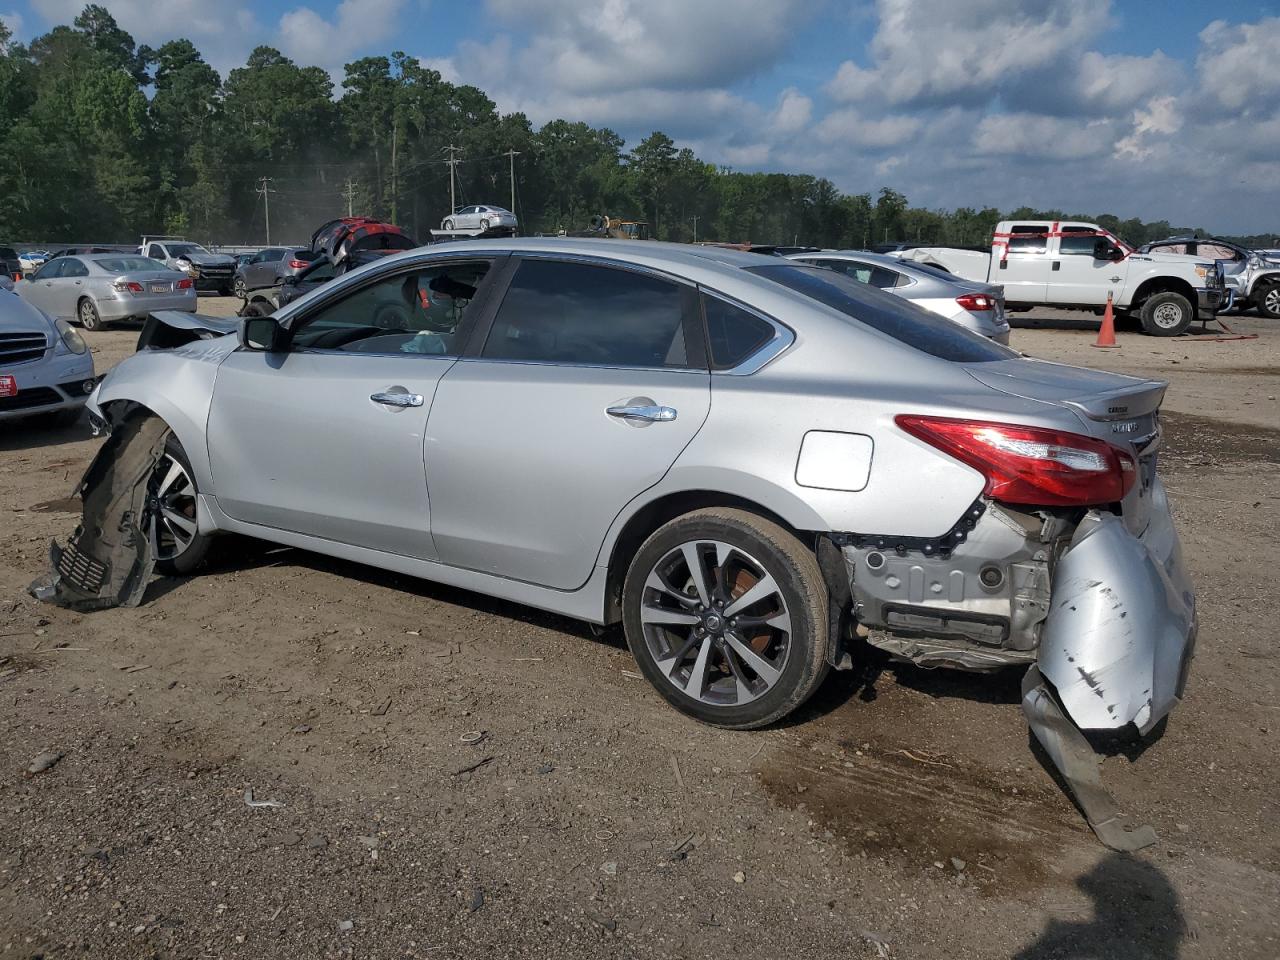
[603,491,812,623]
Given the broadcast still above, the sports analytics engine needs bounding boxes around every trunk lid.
[965,357,1167,534]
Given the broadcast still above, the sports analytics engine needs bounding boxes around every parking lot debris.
[291,724,312,735]
[338,919,354,933]
[860,930,892,958]
[371,696,392,716]
[469,888,485,912]
[600,861,618,877]
[26,751,63,775]
[732,871,746,884]
[306,834,328,850]
[243,788,285,809]
[459,730,486,744]
[451,756,492,777]
[28,412,168,611]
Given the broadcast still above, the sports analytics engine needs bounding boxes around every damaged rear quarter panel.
[93,336,237,495]
[1037,482,1195,734]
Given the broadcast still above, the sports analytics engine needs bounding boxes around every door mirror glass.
[1093,239,1121,261]
[240,315,284,351]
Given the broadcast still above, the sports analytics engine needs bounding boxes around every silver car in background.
[76,239,1193,849]
[787,249,1010,342]
[16,254,196,330]
[1,288,95,425]
[441,204,519,232]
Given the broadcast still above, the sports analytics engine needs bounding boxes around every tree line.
[1,6,1274,250]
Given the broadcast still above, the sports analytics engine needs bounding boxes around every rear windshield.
[0,247,17,259]
[747,263,1015,362]
[94,256,167,273]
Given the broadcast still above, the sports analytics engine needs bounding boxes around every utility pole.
[256,177,276,244]
[690,215,699,243]
[503,148,520,214]
[445,144,462,215]
[342,178,357,217]
[390,114,399,224]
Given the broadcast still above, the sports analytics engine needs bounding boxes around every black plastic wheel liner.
[29,413,169,611]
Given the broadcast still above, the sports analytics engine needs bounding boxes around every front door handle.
[1110,276,1122,283]
[1051,261,1060,271]
[371,391,424,408]
[606,403,677,423]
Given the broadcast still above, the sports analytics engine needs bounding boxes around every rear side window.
[1006,225,1047,254]
[483,260,688,368]
[703,295,775,370]
[61,259,89,278]
[1058,235,1099,256]
[747,264,1016,363]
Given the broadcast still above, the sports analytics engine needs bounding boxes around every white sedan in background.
[441,204,518,233]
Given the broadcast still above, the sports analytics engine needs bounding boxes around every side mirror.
[1092,239,1113,260]
[238,315,286,352]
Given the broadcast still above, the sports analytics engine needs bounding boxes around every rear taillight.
[956,293,994,311]
[895,415,1136,507]
[287,259,309,269]
[113,280,144,294]
[176,278,193,289]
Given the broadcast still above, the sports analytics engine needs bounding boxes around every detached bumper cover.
[1037,485,1196,735]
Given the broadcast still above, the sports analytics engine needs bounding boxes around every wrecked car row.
[35,238,1195,850]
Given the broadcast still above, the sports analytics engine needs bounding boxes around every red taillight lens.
[114,280,144,293]
[287,259,309,269]
[176,278,193,289]
[895,415,1136,507]
[956,293,993,311]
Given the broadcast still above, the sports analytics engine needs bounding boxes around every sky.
[4,0,1280,233]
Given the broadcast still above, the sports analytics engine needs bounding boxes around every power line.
[341,177,357,217]
[445,144,463,215]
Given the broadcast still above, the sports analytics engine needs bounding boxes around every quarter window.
[483,260,688,368]
[703,295,776,370]
[60,258,89,278]
[291,260,491,355]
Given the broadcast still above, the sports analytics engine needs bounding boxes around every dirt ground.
[2,300,1278,959]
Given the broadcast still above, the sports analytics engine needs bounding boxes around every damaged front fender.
[1037,485,1196,735]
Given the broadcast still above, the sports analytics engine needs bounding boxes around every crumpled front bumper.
[1036,478,1196,735]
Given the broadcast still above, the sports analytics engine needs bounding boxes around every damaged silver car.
[45,240,1195,849]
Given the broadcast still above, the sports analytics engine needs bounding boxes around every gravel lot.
[2,300,1278,959]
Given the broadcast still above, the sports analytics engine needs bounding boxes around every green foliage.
[0,4,1271,248]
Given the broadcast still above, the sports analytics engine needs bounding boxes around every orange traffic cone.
[1094,292,1119,348]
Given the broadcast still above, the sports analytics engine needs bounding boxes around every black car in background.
[0,245,21,281]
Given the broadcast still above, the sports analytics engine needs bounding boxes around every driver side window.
[148,244,165,259]
[291,260,492,356]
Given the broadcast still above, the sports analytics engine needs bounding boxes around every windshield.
[166,242,208,256]
[93,256,168,273]
[747,263,1016,362]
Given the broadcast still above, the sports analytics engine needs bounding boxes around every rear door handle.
[606,404,677,423]
[371,391,424,408]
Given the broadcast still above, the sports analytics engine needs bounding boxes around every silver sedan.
[75,239,1193,847]
[441,204,518,232]
[16,254,196,330]
[787,250,1010,342]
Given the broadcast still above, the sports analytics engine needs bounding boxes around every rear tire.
[1256,282,1280,320]
[621,508,830,730]
[241,299,274,318]
[1139,291,1193,336]
[77,297,103,331]
[443,218,455,231]
[219,282,235,297]
[150,433,212,576]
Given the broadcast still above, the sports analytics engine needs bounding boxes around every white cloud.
[771,87,812,135]
[278,0,406,78]
[1,9,24,38]
[814,108,921,149]
[1196,17,1280,113]
[827,0,1110,106]
[483,0,808,95]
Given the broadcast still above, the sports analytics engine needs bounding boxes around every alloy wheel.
[639,539,792,706]
[1265,286,1280,317]
[147,452,198,561]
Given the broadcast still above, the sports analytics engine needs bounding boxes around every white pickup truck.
[895,220,1226,336]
